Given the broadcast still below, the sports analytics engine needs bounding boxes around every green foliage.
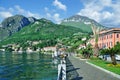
[61,15,105,33]
[0,19,84,48]
[80,44,93,58]
[100,43,120,65]
[61,21,92,33]
[61,33,89,46]
[88,59,120,75]
[100,42,120,55]
[114,42,120,54]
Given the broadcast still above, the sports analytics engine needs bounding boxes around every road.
[66,56,120,80]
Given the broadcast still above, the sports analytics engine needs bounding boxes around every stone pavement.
[66,56,120,80]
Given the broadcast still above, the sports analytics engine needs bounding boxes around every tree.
[100,43,120,65]
[114,42,120,54]
[80,44,93,58]
[91,22,101,57]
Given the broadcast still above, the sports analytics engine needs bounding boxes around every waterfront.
[0,51,58,80]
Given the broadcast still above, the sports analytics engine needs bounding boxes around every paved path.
[66,56,119,80]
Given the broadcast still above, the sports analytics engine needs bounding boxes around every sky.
[0,0,120,27]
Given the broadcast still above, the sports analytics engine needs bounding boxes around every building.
[90,28,120,49]
[43,46,56,52]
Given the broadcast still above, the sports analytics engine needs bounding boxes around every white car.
[115,55,120,61]
[99,54,120,61]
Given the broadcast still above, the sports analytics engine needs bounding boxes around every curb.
[86,61,120,79]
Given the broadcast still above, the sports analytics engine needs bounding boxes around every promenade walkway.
[66,56,119,80]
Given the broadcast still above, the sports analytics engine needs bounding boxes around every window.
[107,42,108,47]
[110,34,112,38]
[117,34,119,38]
[104,36,106,39]
[110,42,112,47]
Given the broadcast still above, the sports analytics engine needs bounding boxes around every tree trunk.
[93,43,99,57]
[110,54,117,65]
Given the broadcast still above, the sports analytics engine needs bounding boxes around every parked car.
[99,54,120,61]
[99,55,110,60]
[115,55,120,61]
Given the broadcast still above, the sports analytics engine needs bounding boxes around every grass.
[88,58,120,75]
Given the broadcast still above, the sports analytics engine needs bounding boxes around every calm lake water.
[0,51,58,80]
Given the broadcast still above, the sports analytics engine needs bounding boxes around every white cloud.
[0,5,41,21]
[15,5,25,14]
[27,11,40,19]
[46,13,51,18]
[78,0,120,27]
[0,7,5,10]
[44,7,61,24]
[8,8,14,12]
[53,13,61,24]
[102,11,113,20]
[14,5,41,18]
[100,0,112,6]
[0,11,13,18]
[44,7,49,12]
[53,0,67,11]
[45,12,61,24]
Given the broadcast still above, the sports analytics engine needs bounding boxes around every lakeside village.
[0,28,120,56]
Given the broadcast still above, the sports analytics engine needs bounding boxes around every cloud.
[44,7,49,12]
[8,8,14,12]
[44,7,61,24]
[0,5,41,21]
[46,12,61,24]
[27,11,40,19]
[53,13,61,24]
[0,7,5,10]
[0,11,13,18]
[15,5,25,14]
[14,5,41,18]
[46,13,51,18]
[53,0,67,11]
[78,0,120,27]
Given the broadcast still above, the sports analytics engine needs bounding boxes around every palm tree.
[91,22,101,57]
[111,43,120,65]
[100,43,120,65]
[101,47,117,65]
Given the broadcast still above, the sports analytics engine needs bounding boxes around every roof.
[99,28,120,34]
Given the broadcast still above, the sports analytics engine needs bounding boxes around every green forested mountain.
[0,18,84,48]
[61,15,106,33]
[0,14,106,49]
[0,15,36,41]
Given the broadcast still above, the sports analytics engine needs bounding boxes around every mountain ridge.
[61,15,106,33]
[0,18,84,48]
[0,14,106,41]
[0,15,37,41]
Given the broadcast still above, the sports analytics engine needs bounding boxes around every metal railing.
[57,59,66,80]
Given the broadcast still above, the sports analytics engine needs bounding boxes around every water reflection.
[0,51,58,80]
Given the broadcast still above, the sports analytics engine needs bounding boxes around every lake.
[0,51,58,80]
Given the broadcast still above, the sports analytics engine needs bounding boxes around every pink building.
[90,28,120,49]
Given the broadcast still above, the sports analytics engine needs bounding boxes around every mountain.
[61,15,105,33]
[0,15,36,41]
[0,18,83,47]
